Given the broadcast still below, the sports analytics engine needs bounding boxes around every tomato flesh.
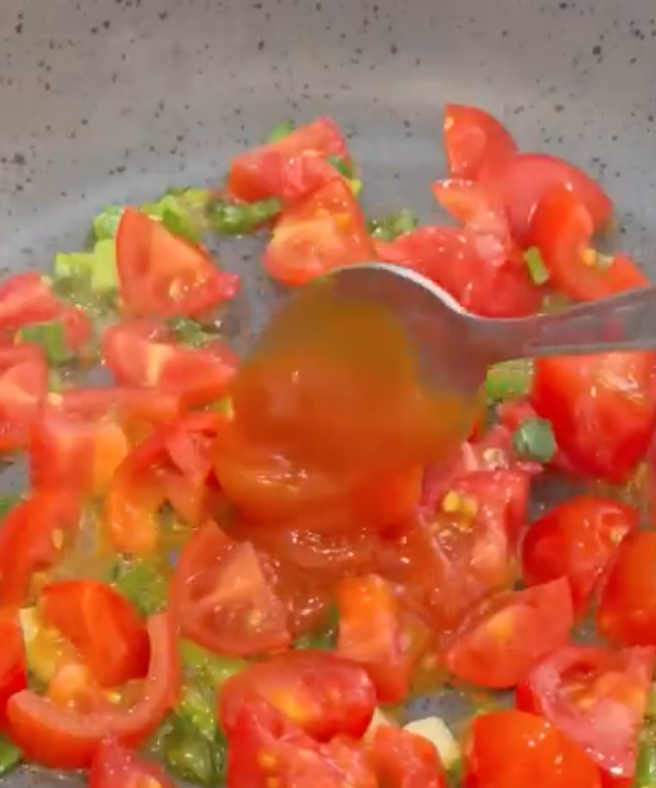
[0,609,27,732]
[443,104,517,180]
[89,737,175,788]
[372,724,447,788]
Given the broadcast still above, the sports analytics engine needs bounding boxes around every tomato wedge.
[39,580,150,688]
[527,183,648,301]
[116,208,239,318]
[462,710,602,788]
[0,491,80,607]
[479,152,613,245]
[263,179,375,285]
[89,737,175,788]
[223,692,377,788]
[531,352,656,483]
[0,344,49,452]
[220,650,376,741]
[0,608,27,732]
[521,495,638,615]
[6,612,178,769]
[228,117,349,204]
[372,725,447,788]
[336,574,415,703]
[376,224,541,318]
[516,645,655,782]
[596,530,656,646]
[102,318,238,407]
[444,578,574,688]
[171,521,291,657]
[443,104,517,180]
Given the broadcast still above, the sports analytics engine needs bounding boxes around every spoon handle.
[493,287,656,360]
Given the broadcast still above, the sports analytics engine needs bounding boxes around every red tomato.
[39,580,150,689]
[58,305,94,355]
[462,710,602,788]
[0,343,49,452]
[372,725,447,788]
[444,578,574,688]
[0,491,80,607]
[480,152,613,245]
[172,521,291,657]
[375,225,541,318]
[263,178,374,285]
[0,609,27,732]
[443,104,517,180]
[6,612,178,769]
[102,319,238,407]
[597,530,656,646]
[516,645,655,782]
[223,692,377,788]
[89,737,175,788]
[220,650,376,741]
[228,117,349,204]
[45,663,114,713]
[527,183,648,301]
[521,496,638,615]
[0,273,64,332]
[116,208,239,318]
[336,574,415,703]
[532,353,656,483]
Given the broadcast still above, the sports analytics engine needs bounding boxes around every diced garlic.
[403,716,461,770]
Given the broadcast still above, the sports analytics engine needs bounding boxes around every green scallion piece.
[512,417,557,463]
[93,206,124,241]
[367,209,418,241]
[206,197,282,236]
[0,736,21,777]
[523,246,550,285]
[17,322,71,365]
[266,119,295,143]
[485,360,534,401]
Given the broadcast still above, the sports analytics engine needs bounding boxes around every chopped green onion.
[206,197,282,236]
[17,322,71,365]
[485,360,534,401]
[90,239,118,293]
[162,718,226,786]
[635,736,656,787]
[512,418,557,463]
[0,494,21,524]
[327,155,354,180]
[54,251,95,280]
[0,736,21,777]
[93,206,124,241]
[109,558,167,616]
[367,209,418,241]
[177,684,217,742]
[266,120,295,143]
[523,246,550,285]
[294,602,339,650]
[208,397,234,418]
[180,640,246,688]
[647,684,656,719]
[168,317,210,349]
[349,178,364,197]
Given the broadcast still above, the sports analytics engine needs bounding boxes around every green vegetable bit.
[523,246,550,286]
[485,359,534,401]
[109,558,168,616]
[367,209,418,241]
[0,494,21,524]
[326,154,354,180]
[156,194,208,244]
[208,397,234,418]
[294,602,339,650]
[0,736,22,777]
[168,317,211,349]
[635,735,656,787]
[180,640,246,688]
[206,197,282,236]
[162,717,226,786]
[93,206,124,241]
[512,417,557,463]
[177,684,217,742]
[54,239,118,296]
[17,321,71,365]
[266,119,295,143]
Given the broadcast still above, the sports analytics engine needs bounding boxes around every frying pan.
[1,0,655,784]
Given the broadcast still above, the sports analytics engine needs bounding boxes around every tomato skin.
[0,491,80,607]
[516,645,655,782]
[172,521,291,657]
[443,104,517,180]
[527,184,648,301]
[0,346,49,452]
[6,612,178,769]
[532,353,656,483]
[521,496,638,615]
[0,273,64,332]
[0,609,27,732]
[376,224,541,318]
[372,725,447,788]
[220,650,376,741]
[462,709,602,788]
[444,578,574,688]
[89,737,175,788]
[223,692,377,788]
[481,152,613,245]
[116,208,239,318]
[263,178,374,285]
[39,580,150,689]
[228,117,349,204]
[597,530,656,646]
[336,574,415,703]
[102,319,238,408]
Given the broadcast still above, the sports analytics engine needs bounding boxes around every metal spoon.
[312,262,656,399]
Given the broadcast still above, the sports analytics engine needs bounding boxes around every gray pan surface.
[1,0,656,784]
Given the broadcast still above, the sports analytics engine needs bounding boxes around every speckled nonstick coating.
[1,0,655,783]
